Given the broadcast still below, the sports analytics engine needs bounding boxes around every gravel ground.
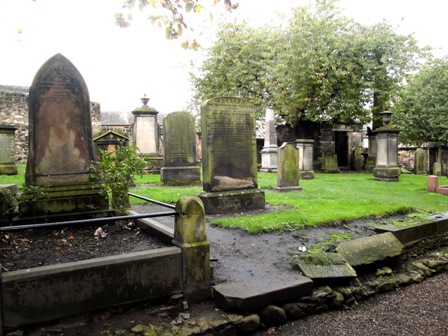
[256,271,448,336]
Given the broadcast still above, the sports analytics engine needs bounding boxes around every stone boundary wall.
[0,89,102,163]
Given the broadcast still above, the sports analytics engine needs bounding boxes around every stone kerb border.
[0,197,210,333]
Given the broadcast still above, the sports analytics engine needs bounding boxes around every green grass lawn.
[3,167,448,234]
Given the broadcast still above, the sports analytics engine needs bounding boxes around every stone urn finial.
[141,94,150,107]
[380,111,393,127]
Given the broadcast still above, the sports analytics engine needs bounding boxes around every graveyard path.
[255,271,448,336]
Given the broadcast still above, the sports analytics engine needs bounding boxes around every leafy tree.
[190,21,281,117]
[393,57,448,146]
[116,0,239,49]
[91,143,147,215]
[190,0,430,126]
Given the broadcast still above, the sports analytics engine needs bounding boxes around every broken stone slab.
[336,232,404,267]
[213,276,313,311]
[291,253,357,281]
[375,212,448,245]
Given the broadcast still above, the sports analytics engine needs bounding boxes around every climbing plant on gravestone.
[91,143,146,216]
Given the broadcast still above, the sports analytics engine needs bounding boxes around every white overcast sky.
[1,0,448,113]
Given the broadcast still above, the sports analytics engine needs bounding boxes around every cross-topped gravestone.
[21,53,107,218]
[199,97,265,214]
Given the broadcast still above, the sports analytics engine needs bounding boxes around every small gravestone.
[260,108,278,172]
[275,142,301,192]
[93,130,129,160]
[160,111,200,183]
[0,125,18,175]
[199,97,265,214]
[433,162,442,176]
[352,147,364,171]
[322,149,339,173]
[336,232,404,268]
[291,253,357,281]
[414,148,426,175]
[21,53,107,218]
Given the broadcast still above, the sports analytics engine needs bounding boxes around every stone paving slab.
[213,276,313,311]
[291,253,357,280]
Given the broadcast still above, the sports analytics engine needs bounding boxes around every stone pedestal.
[132,95,163,173]
[295,139,315,179]
[260,108,278,172]
[173,197,210,302]
[373,111,400,182]
[199,189,265,214]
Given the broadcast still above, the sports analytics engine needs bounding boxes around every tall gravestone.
[199,97,265,214]
[132,95,163,172]
[260,108,278,172]
[21,53,108,218]
[275,142,302,192]
[0,125,18,175]
[161,111,200,183]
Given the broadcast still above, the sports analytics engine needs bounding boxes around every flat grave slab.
[291,253,357,281]
[213,276,313,311]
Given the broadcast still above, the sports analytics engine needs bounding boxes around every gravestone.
[161,111,200,183]
[21,53,108,218]
[295,139,315,179]
[199,97,265,214]
[352,147,364,171]
[0,125,18,175]
[131,95,163,172]
[414,148,426,175]
[322,148,339,173]
[275,142,301,192]
[260,108,278,172]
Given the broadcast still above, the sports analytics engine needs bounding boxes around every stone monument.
[131,95,163,172]
[295,139,315,179]
[22,53,108,218]
[275,142,302,192]
[161,111,201,183]
[373,111,401,181]
[322,148,340,173]
[260,108,278,172]
[0,125,18,175]
[199,97,265,214]
[414,147,426,175]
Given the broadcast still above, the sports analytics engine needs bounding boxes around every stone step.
[213,276,313,311]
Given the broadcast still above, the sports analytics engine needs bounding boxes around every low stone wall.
[1,247,183,328]
[0,89,102,164]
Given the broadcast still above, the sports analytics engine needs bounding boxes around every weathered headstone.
[131,95,163,172]
[199,97,265,214]
[21,53,107,218]
[0,125,18,175]
[322,148,339,173]
[291,253,357,281]
[160,111,200,183]
[352,147,364,171]
[433,162,442,176]
[260,108,278,172]
[275,142,301,192]
[414,147,426,175]
[295,139,315,179]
